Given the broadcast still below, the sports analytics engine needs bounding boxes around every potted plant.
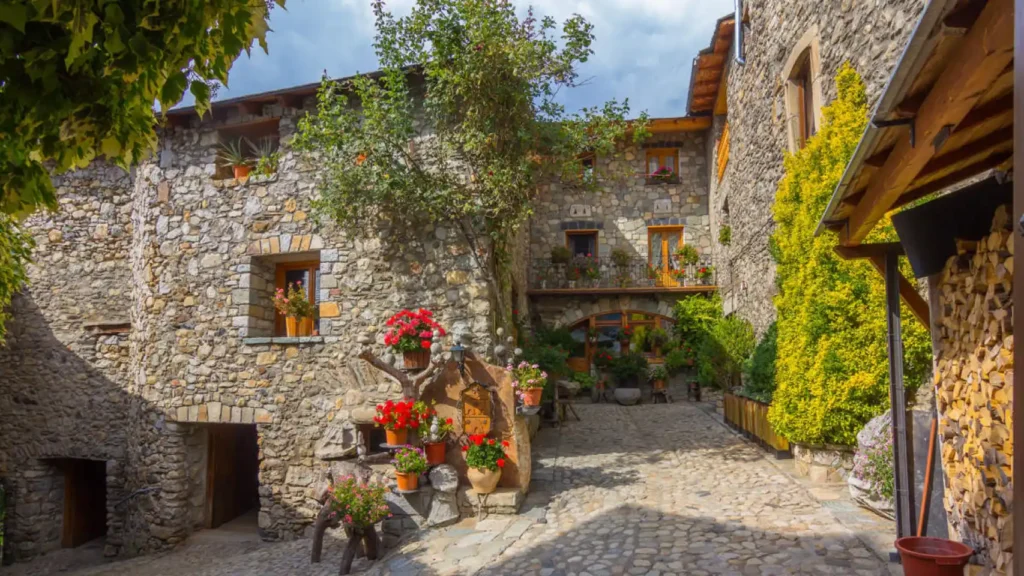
[550,245,571,265]
[671,267,688,286]
[420,412,454,466]
[619,325,634,352]
[273,282,314,336]
[566,263,581,288]
[461,434,508,494]
[697,265,714,285]
[676,244,700,267]
[383,308,446,370]
[611,247,631,268]
[646,264,660,287]
[250,137,280,175]
[327,475,391,530]
[649,365,669,390]
[610,353,648,405]
[218,138,253,179]
[508,361,548,406]
[648,327,669,353]
[650,166,675,183]
[392,446,428,491]
[373,399,424,446]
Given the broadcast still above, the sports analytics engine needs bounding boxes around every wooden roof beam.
[840,0,1014,246]
[898,151,1013,206]
[917,125,1014,179]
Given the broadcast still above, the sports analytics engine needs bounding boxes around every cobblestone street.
[8,401,895,576]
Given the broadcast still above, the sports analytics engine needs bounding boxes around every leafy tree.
[767,64,932,446]
[293,0,647,329]
[695,315,754,390]
[0,0,282,216]
[673,293,722,346]
[0,0,281,342]
[741,321,777,403]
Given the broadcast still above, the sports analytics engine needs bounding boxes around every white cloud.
[195,0,733,117]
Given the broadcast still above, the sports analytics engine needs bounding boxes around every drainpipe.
[734,0,746,65]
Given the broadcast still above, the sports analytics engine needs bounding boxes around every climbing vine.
[293,0,647,332]
[767,64,932,446]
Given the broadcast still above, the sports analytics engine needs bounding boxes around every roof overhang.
[816,0,1015,245]
[686,14,735,117]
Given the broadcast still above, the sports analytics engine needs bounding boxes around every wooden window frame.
[782,27,822,153]
[572,310,675,365]
[644,148,679,182]
[716,122,730,182]
[274,260,319,336]
[647,226,684,286]
[565,230,599,257]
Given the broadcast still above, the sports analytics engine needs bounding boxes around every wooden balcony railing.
[528,256,716,293]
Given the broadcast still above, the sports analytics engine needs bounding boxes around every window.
[215,118,281,179]
[647,227,683,286]
[566,230,598,257]
[782,27,822,153]
[570,311,675,364]
[645,148,678,181]
[274,260,320,336]
[580,155,596,183]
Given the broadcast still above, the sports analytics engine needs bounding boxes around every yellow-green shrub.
[767,64,932,446]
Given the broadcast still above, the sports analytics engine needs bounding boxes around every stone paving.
[6,401,896,576]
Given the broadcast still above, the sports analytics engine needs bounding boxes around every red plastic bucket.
[895,537,973,576]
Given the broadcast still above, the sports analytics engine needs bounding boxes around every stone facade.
[709,0,927,334]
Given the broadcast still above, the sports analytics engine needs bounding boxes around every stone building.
[698,0,926,334]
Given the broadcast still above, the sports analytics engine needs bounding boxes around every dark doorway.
[206,424,260,529]
[59,459,107,548]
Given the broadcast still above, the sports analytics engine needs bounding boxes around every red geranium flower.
[496,458,506,468]
[445,418,453,425]
[461,445,468,452]
[501,440,510,448]
[488,439,495,445]
[420,340,431,350]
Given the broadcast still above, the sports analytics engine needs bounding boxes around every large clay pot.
[652,379,666,391]
[467,467,501,494]
[395,472,419,491]
[403,350,430,370]
[233,165,252,179]
[521,388,543,406]
[299,317,313,336]
[424,441,446,466]
[613,388,641,406]
[385,428,408,446]
[285,316,298,337]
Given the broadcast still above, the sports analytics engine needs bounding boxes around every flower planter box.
[723,393,791,459]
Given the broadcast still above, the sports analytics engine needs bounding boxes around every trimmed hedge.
[766,64,932,446]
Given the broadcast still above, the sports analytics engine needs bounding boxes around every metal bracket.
[872,116,916,148]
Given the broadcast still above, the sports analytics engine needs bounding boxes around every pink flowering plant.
[507,361,548,395]
[383,308,446,352]
[852,425,894,502]
[650,166,674,182]
[327,476,391,528]
[272,282,313,318]
[392,446,429,475]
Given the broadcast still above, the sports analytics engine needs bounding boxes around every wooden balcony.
[527,257,717,296]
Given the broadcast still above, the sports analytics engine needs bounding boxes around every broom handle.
[917,416,937,537]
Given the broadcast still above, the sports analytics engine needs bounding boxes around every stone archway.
[542,295,678,329]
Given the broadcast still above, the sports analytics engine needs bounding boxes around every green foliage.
[0,215,32,341]
[673,293,722,345]
[648,365,668,381]
[740,322,777,403]
[610,352,648,386]
[521,345,569,381]
[0,0,281,216]
[767,64,932,446]
[292,0,646,330]
[550,245,571,264]
[328,476,391,528]
[465,435,507,472]
[392,446,429,475]
[611,247,631,267]
[533,326,584,357]
[695,316,755,390]
[572,371,595,390]
[218,138,251,168]
[647,327,669,349]
[718,225,731,246]
[663,347,694,375]
[676,244,699,266]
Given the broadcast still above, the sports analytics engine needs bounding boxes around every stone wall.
[530,130,711,267]
[0,163,134,560]
[121,103,495,548]
[711,0,926,334]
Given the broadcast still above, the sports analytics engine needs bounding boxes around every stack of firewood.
[935,204,1014,572]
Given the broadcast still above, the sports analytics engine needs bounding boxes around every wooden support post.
[1012,0,1024,571]
[885,252,916,541]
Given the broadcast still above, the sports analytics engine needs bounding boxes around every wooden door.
[62,459,107,547]
[648,227,683,287]
[206,425,260,529]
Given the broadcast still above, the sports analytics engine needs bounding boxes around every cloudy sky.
[199,0,734,118]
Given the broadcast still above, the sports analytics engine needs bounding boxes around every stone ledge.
[242,336,324,345]
[457,486,523,516]
[211,173,278,188]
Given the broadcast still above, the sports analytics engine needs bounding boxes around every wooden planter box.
[723,393,791,458]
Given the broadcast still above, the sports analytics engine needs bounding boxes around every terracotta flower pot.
[299,317,313,336]
[395,471,419,491]
[521,388,543,406]
[467,467,501,494]
[424,441,446,466]
[652,379,666,390]
[403,350,430,370]
[385,428,408,446]
[285,317,298,337]
[233,165,252,179]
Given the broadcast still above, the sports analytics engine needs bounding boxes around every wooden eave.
[818,0,1015,246]
[687,16,735,116]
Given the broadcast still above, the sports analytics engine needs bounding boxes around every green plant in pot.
[649,365,669,390]
[647,327,669,351]
[676,244,700,267]
[550,245,571,265]
[217,138,253,179]
[610,352,648,388]
[250,137,280,175]
[611,247,631,267]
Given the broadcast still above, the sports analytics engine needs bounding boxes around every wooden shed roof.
[686,14,735,116]
[817,0,1014,245]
